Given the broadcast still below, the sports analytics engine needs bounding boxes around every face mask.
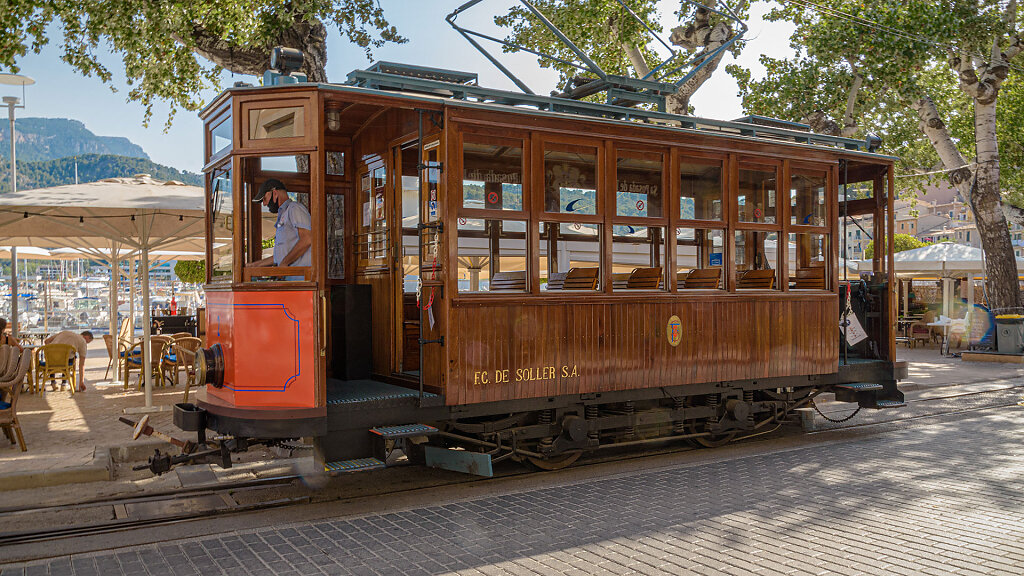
[267,198,280,213]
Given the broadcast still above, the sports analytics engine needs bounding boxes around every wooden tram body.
[186,62,905,473]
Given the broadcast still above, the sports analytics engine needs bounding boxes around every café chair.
[0,345,32,451]
[33,343,78,395]
[124,335,173,391]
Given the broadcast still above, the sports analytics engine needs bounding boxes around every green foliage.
[496,0,749,93]
[0,154,201,193]
[0,2,404,126]
[864,234,928,259]
[174,260,206,284]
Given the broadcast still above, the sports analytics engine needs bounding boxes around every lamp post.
[0,73,34,338]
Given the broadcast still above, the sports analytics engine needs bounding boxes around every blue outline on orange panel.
[206,302,301,392]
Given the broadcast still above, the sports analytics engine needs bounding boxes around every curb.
[0,439,172,493]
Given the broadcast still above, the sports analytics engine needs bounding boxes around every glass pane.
[260,154,309,173]
[539,222,601,291]
[788,233,828,290]
[611,225,665,291]
[738,167,777,224]
[328,194,345,280]
[211,116,232,157]
[676,228,724,289]
[248,106,304,139]
[734,230,779,290]
[326,151,345,176]
[791,171,827,226]
[544,144,598,215]
[462,140,523,211]
[679,159,722,221]
[616,152,662,218]
[456,219,528,292]
[210,169,233,281]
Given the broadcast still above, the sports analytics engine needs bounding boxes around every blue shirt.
[273,199,311,268]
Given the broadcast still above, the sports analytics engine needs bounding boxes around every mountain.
[0,117,148,162]
[0,154,202,192]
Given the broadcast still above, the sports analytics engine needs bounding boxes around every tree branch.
[667,12,730,114]
[912,96,974,203]
[840,57,863,137]
[188,19,329,82]
[608,18,650,77]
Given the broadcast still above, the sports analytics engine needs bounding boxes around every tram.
[178,54,906,475]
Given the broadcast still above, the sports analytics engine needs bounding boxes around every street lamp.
[1,72,35,338]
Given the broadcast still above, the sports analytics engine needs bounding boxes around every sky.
[0,1,794,174]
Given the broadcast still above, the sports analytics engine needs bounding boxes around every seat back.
[564,267,599,290]
[490,271,527,291]
[103,334,116,359]
[611,273,631,290]
[793,267,826,290]
[626,267,663,289]
[38,343,77,368]
[150,336,173,366]
[738,269,775,289]
[683,268,722,289]
[546,272,567,290]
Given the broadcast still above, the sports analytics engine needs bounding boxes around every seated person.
[0,317,21,351]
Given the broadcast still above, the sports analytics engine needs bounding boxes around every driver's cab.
[199,85,445,434]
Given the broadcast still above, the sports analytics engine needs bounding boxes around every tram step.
[324,458,386,475]
[873,399,907,409]
[370,424,439,439]
[835,382,884,391]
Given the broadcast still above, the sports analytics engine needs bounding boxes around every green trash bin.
[995,315,1024,354]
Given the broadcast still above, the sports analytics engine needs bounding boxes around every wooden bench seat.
[791,267,826,290]
[490,270,527,291]
[737,269,775,289]
[626,267,662,289]
[679,267,721,289]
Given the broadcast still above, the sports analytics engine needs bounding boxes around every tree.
[730,0,1023,312]
[174,260,206,284]
[864,234,929,259]
[496,0,749,115]
[1,2,404,125]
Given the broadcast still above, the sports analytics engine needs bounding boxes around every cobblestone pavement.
[4,404,1024,575]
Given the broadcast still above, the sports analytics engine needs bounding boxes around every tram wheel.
[526,450,582,471]
[686,421,737,448]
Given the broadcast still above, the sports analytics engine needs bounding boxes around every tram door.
[393,135,444,388]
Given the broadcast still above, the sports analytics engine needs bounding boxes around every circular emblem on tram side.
[666,315,682,347]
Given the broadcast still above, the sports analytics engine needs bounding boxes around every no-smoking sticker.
[753,207,763,219]
[458,217,467,225]
[636,200,645,211]
[487,191,500,204]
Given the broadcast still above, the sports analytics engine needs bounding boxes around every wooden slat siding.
[447,296,837,405]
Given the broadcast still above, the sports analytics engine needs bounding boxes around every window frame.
[610,144,669,292]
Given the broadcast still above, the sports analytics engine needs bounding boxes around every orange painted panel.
[205,289,318,408]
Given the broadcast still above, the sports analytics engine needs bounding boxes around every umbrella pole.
[109,250,119,380]
[142,243,153,408]
[10,247,17,337]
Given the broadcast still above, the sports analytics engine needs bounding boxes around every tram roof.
[206,63,897,163]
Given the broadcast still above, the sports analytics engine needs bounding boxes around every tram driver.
[252,178,312,280]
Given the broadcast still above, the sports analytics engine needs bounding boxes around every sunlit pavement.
[4,401,1024,575]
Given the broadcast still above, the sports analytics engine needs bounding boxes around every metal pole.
[142,239,153,408]
[7,98,17,336]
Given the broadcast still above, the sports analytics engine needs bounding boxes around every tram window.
[544,143,598,215]
[260,154,309,173]
[788,233,829,290]
[680,159,723,221]
[676,228,724,290]
[247,186,312,281]
[738,167,777,224]
[734,230,779,290]
[539,222,602,291]
[616,151,662,218]
[611,225,665,290]
[456,219,528,292]
[327,193,345,280]
[791,170,827,226]
[210,116,232,157]
[209,168,234,281]
[462,140,523,211]
[326,151,345,176]
[248,106,304,139]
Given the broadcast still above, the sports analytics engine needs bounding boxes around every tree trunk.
[972,99,1023,312]
[189,19,329,82]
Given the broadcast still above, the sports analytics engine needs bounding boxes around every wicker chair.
[124,335,173,390]
[0,345,32,451]
[33,343,78,395]
[162,337,202,396]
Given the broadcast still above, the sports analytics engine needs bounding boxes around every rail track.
[2,382,1021,551]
